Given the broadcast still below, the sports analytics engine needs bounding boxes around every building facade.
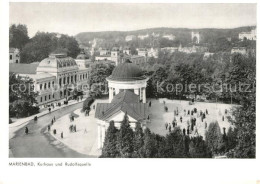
[10,52,90,108]
[239,29,256,40]
[9,48,20,63]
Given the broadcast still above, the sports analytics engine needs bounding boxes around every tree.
[9,73,39,118]
[89,64,114,98]
[132,122,144,157]
[140,128,157,158]
[205,121,223,154]
[57,34,80,58]
[164,127,187,158]
[9,24,29,50]
[20,31,80,63]
[116,112,134,158]
[189,136,212,158]
[101,121,119,158]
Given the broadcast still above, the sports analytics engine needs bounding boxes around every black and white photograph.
[7,3,257,159]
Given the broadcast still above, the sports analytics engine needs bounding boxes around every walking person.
[25,126,29,135]
[84,128,87,134]
[165,122,168,130]
[61,132,63,139]
[74,125,77,132]
[47,125,50,132]
[169,125,171,132]
[183,128,186,136]
[51,119,54,125]
[194,126,199,136]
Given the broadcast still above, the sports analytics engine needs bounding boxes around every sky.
[9,3,256,38]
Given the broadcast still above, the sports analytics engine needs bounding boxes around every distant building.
[239,29,256,40]
[125,35,136,42]
[147,48,159,58]
[231,47,247,55]
[191,31,200,44]
[137,48,148,57]
[129,55,146,65]
[162,34,175,40]
[161,47,179,53]
[138,34,149,40]
[100,48,111,56]
[231,47,255,57]
[203,52,215,60]
[110,47,124,65]
[179,44,208,53]
[152,32,160,37]
[75,52,92,68]
[9,48,20,63]
[123,47,131,55]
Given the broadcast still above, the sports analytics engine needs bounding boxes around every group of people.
[163,102,211,137]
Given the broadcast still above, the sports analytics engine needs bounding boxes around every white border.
[1,1,259,184]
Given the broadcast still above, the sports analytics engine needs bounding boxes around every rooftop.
[107,60,146,81]
[9,62,40,74]
[95,90,148,121]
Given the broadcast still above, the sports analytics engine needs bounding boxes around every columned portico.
[107,79,148,103]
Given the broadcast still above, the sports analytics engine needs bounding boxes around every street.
[9,102,94,158]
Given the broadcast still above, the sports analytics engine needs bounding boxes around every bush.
[82,97,95,111]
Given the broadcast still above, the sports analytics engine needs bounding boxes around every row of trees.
[101,113,238,158]
[9,24,81,63]
[145,51,255,105]
[9,73,39,118]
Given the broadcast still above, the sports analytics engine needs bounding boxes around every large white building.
[239,29,256,40]
[10,52,90,107]
[95,60,149,149]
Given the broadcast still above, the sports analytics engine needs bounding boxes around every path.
[9,102,94,158]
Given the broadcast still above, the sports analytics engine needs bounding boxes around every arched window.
[52,81,54,86]
[67,76,69,84]
[75,75,77,82]
[71,76,73,83]
[44,83,47,89]
[59,78,62,86]
[40,84,42,90]
[48,82,50,88]
[63,77,66,84]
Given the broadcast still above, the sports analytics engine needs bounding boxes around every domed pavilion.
[95,60,149,149]
[106,59,149,103]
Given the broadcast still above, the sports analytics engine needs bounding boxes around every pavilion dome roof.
[108,59,146,81]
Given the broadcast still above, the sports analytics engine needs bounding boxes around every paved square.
[147,98,236,138]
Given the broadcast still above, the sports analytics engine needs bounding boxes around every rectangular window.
[49,95,51,99]
[45,96,47,101]
[40,97,42,102]
[10,55,12,60]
